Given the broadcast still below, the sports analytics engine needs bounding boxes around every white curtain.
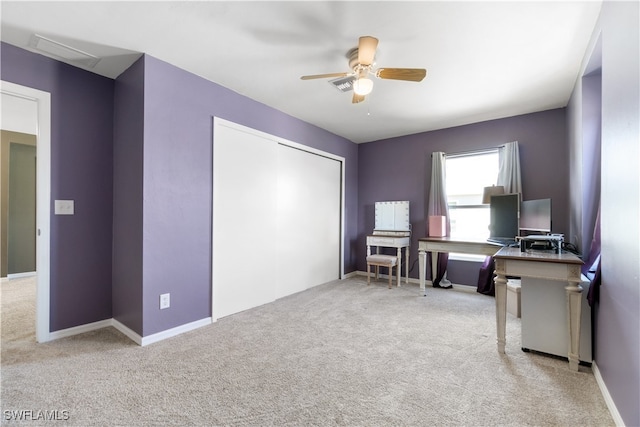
[428,152,450,221]
[427,152,451,287]
[497,141,522,195]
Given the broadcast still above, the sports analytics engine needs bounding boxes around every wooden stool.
[366,255,399,289]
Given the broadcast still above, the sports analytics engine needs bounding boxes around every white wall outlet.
[160,293,170,310]
[54,200,74,215]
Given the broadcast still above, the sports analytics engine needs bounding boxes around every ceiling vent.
[329,75,356,93]
[28,34,101,68]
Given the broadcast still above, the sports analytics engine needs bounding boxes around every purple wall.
[139,55,358,336]
[112,56,145,334]
[358,109,568,284]
[577,2,639,425]
[1,42,114,330]
[2,43,358,337]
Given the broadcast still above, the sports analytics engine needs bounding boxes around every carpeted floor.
[1,275,614,426]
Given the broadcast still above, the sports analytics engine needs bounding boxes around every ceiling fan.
[300,36,427,104]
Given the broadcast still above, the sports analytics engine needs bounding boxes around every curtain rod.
[443,145,505,158]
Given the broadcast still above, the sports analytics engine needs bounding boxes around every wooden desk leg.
[566,276,583,372]
[430,251,438,287]
[494,259,507,354]
[366,244,371,282]
[396,247,402,287]
[419,250,427,296]
[405,246,410,285]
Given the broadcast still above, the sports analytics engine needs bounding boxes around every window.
[446,150,499,247]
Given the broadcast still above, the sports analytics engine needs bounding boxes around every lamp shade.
[482,185,505,204]
[353,77,373,96]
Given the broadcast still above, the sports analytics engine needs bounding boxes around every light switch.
[54,200,74,215]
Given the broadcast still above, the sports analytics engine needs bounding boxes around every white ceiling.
[1,1,602,143]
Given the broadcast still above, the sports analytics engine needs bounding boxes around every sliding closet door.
[213,119,342,320]
[212,124,278,319]
[276,145,341,298]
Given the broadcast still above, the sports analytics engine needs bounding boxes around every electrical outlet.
[160,293,170,310]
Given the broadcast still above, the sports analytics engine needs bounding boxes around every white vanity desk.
[368,201,412,286]
[366,232,411,286]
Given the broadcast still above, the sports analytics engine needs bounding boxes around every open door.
[1,81,51,343]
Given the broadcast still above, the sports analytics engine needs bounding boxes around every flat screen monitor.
[489,193,520,239]
[520,198,552,233]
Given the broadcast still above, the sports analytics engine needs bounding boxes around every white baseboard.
[112,317,213,346]
[48,319,113,341]
[342,270,359,279]
[592,361,625,426]
[452,283,478,293]
[139,317,212,346]
[353,270,477,293]
[111,319,143,345]
[6,271,37,279]
[48,317,212,347]
[354,270,422,285]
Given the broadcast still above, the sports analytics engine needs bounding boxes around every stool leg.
[367,264,371,285]
[388,265,392,289]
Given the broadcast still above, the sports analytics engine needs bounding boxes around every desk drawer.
[421,242,452,252]
[367,236,410,246]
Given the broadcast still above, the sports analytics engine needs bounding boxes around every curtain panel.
[427,152,452,288]
[497,141,522,195]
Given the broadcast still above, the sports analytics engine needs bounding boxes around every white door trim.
[1,81,51,343]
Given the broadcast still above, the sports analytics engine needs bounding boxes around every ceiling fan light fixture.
[353,77,373,96]
[299,35,427,103]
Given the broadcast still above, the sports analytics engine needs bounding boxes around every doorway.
[1,81,51,343]
[3,133,37,277]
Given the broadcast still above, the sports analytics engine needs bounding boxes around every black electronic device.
[519,234,564,254]
[489,193,520,242]
[520,198,552,234]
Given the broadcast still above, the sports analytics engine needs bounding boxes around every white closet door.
[213,119,342,320]
[275,145,341,298]
[212,124,278,319]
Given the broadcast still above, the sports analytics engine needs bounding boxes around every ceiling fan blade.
[358,36,378,66]
[376,68,427,82]
[300,72,349,80]
[352,93,365,104]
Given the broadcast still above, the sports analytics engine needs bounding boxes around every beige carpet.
[1,276,613,426]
